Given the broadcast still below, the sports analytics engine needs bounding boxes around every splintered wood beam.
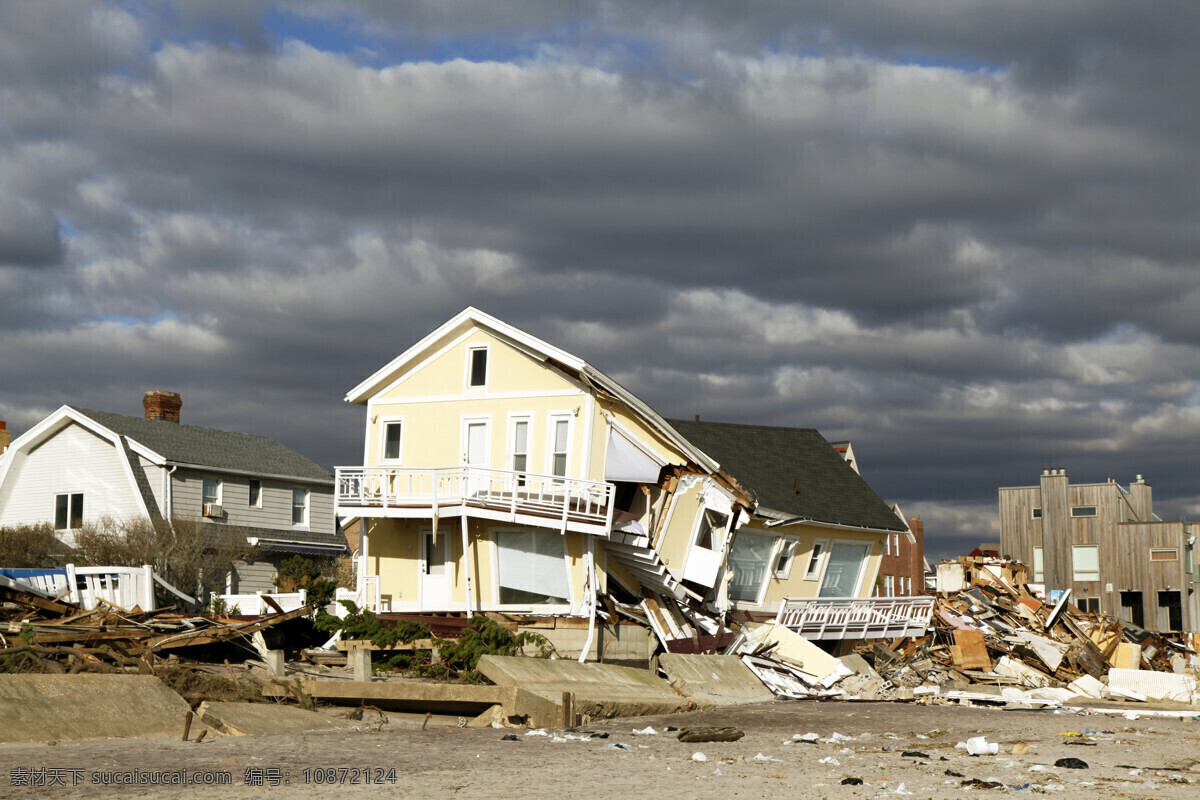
[144,605,313,652]
[0,584,79,617]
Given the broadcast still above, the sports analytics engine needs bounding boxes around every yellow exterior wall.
[656,478,706,575]
[366,516,595,611]
[754,523,885,606]
[586,400,691,478]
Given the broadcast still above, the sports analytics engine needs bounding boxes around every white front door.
[421,531,451,609]
[462,419,489,496]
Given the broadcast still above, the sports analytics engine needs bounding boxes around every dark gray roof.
[667,419,907,533]
[71,407,333,483]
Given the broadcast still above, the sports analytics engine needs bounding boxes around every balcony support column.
[461,515,477,614]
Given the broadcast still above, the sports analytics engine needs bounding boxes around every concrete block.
[518,621,655,664]
[198,702,356,736]
[347,641,372,682]
[476,655,705,719]
[658,654,774,706]
[0,675,205,743]
[262,650,285,678]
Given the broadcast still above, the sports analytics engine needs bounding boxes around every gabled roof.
[69,408,332,483]
[345,306,720,474]
[666,419,907,533]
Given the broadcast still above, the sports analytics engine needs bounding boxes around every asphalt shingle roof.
[666,419,907,533]
[71,408,333,483]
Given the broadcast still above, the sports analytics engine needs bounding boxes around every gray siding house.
[0,392,344,594]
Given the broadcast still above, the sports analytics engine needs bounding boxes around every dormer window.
[467,346,488,388]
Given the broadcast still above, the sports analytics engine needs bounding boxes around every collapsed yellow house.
[337,308,914,656]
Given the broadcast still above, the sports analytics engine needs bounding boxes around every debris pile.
[727,557,1200,708]
[0,577,308,693]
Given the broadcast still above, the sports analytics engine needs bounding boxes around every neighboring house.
[0,421,10,455]
[999,468,1199,632]
[0,392,344,594]
[873,508,926,598]
[337,307,910,651]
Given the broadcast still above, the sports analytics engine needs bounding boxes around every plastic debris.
[841,778,864,785]
[964,736,999,755]
[1053,757,1089,769]
[632,726,658,736]
[691,752,707,762]
[818,756,841,766]
[525,729,549,736]
[753,753,782,763]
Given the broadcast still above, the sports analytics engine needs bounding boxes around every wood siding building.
[999,468,1198,632]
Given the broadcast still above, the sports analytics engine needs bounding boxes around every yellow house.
[337,308,913,652]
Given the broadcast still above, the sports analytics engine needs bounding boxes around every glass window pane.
[292,489,307,524]
[728,533,776,602]
[1033,546,1044,582]
[384,423,402,460]
[203,478,219,505]
[819,543,869,597]
[248,480,261,506]
[805,542,824,578]
[70,494,83,528]
[554,419,568,452]
[496,530,569,604]
[1072,544,1099,581]
[514,421,528,453]
[470,348,487,386]
[552,453,567,477]
[55,494,68,530]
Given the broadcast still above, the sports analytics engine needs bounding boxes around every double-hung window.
[509,417,530,487]
[549,416,570,478]
[292,489,309,526]
[1072,544,1099,581]
[804,541,826,580]
[54,493,83,530]
[248,479,262,508]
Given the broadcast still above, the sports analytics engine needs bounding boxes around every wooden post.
[561,691,574,728]
[182,711,193,742]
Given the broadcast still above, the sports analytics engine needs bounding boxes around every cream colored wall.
[366,516,595,612]
[656,478,706,577]
[756,524,885,605]
[586,401,690,478]
[365,329,595,475]
[367,518,419,608]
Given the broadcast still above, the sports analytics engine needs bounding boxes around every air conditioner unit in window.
[203,503,223,518]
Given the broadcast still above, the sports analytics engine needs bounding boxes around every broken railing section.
[774,596,937,641]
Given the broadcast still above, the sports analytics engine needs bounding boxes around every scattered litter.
[794,732,820,742]
[501,734,519,741]
[818,756,841,766]
[961,778,1003,789]
[841,777,864,785]
[1011,742,1031,755]
[632,726,658,736]
[900,751,930,759]
[607,743,631,750]
[712,769,722,776]
[525,729,549,736]
[678,727,744,743]
[691,752,707,762]
[962,736,999,756]
[1054,758,1089,770]
[893,782,913,795]
[753,753,781,763]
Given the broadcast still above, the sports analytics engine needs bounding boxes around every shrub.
[0,522,64,568]
[275,555,337,608]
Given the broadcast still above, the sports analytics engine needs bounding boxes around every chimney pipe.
[143,391,182,423]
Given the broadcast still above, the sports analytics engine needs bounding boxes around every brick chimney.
[0,421,9,454]
[143,391,182,423]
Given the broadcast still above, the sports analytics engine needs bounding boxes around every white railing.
[774,596,937,641]
[209,589,308,615]
[67,564,157,612]
[336,466,615,533]
[331,575,382,617]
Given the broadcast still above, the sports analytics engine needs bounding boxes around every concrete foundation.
[518,620,656,665]
[0,675,206,743]
[657,654,775,706]
[476,655,706,719]
[197,701,358,736]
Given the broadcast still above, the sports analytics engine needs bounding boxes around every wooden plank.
[0,583,79,617]
[952,629,991,671]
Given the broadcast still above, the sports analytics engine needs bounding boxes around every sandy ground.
[2,700,1199,799]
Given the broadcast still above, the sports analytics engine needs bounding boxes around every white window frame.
[248,479,262,508]
[727,531,779,606]
[464,343,490,391]
[489,527,575,611]
[882,574,894,597]
[292,488,309,528]
[378,416,405,464]
[546,412,573,479]
[890,532,900,555]
[1150,548,1178,562]
[1072,544,1099,582]
[1032,546,1044,582]
[54,492,84,531]
[506,413,533,479]
[1071,506,1097,518]
[773,538,799,580]
[804,539,829,581]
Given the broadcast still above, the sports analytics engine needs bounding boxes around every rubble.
[724,557,1200,709]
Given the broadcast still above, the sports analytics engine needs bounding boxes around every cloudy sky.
[3,2,1200,557]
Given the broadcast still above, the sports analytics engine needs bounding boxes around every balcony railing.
[335,466,615,535]
[774,595,936,641]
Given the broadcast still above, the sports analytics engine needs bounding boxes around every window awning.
[604,427,664,484]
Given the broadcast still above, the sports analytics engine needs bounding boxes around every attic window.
[468,346,488,388]
[1071,506,1097,517]
[54,493,83,530]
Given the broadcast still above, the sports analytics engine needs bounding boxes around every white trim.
[488,525,577,613]
[460,414,492,468]
[546,411,573,479]
[162,461,333,486]
[377,416,405,464]
[804,538,830,581]
[342,307,720,474]
[505,412,533,475]
[367,388,584,406]
[606,417,669,467]
[464,343,490,392]
[291,487,310,529]
[773,537,799,580]
[364,327,477,402]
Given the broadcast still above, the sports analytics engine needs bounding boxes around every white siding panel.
[0,423,143,527]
